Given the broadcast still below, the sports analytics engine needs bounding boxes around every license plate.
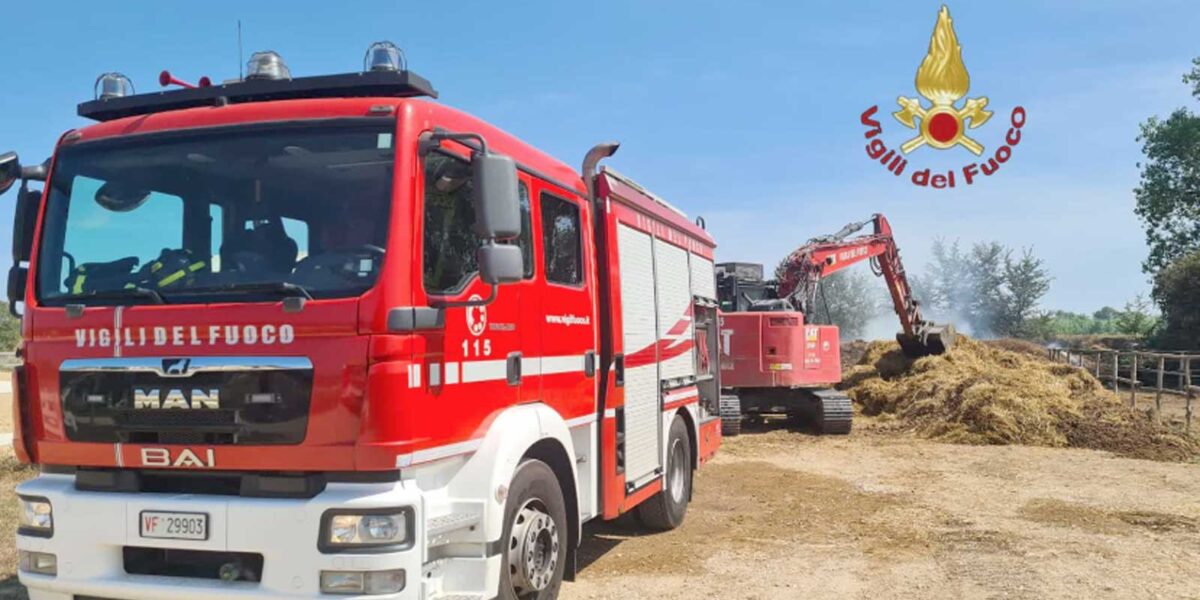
[139,511,209,541]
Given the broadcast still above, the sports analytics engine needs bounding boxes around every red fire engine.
[0,43,722,599]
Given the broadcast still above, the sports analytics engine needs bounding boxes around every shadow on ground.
[0,575,26,600]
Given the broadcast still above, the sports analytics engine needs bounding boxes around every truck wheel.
[719,394,742,436]
[500,459,568,600]
[637,415,692,531]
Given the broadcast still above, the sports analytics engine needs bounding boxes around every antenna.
[237,20,244,80]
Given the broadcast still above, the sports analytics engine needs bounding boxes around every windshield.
[36,120,394,305]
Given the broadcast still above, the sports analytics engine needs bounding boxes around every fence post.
[1093,351,1100,379]
[1111,352,1120,394]
[1129,353,1138,407]
[1155,355,1165,421]
[1186,357,1193,434]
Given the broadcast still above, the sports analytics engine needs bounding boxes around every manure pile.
[839,337,1200,462]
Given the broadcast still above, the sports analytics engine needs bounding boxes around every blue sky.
[1,0,1198,312]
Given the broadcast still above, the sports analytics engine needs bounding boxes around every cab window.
[422,153,533,294]
[540,193,582,285]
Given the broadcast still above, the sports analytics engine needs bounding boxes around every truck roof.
[65,74,708,246]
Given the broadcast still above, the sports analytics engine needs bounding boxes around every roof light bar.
[364,41,405,72]
[94,73,134,100]
[79,42,436,122]
[246,51,291,80]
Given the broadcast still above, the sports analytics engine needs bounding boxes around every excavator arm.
[774,214,954,357]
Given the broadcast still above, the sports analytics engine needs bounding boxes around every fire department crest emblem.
[858,5,1026,189]
[892,5,990,155]
[466,295,487,336]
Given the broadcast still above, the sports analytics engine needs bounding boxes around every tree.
[996,249,1052,337]
[807,270,884,340]
[1134,58,1200,274]
[1113,295,1159,338]
[920,239,1050,338]
[1152,250,1200,349]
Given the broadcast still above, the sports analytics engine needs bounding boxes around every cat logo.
[140,447,216,468]
[133,388,220,410]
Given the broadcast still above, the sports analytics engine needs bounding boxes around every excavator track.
[719,394,742,436]
[811,389,853,435]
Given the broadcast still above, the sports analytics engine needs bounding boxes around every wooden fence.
[1046,347,1198,433]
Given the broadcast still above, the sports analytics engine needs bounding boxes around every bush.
[1152,251,1200,349]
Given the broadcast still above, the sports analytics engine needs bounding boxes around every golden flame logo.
[893,6,992,155]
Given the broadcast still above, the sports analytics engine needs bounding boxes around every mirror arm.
[418,130,488,157]
[428,282,497,309]
[20,159,49,183]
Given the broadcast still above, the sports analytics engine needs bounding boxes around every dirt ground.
[564,418,1200,600]
[0,382,1197,598]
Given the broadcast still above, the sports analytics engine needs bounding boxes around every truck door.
[615,222,662,489]
[532,184,596,420]
[417,150,522,447]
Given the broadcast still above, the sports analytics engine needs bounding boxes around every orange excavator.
[717,213,954,435]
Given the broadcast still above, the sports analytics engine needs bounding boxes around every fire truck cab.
[0,44,721,600]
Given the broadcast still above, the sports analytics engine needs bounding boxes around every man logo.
[141,447,216,468]
[133,388,220,410]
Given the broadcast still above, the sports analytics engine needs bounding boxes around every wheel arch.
[444,403,581,560]
[521,436,580,579]
[671,405,699,471]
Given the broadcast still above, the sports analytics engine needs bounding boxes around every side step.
[811,389,852,435]
[427,511,482,539]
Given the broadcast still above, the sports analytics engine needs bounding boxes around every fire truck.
[0,42,722,599]
[716,214,953,434]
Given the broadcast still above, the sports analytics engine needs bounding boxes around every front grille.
[59,357,313,445]
[123,547,264,582]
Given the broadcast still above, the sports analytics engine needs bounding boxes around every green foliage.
[0,305,19,352]
[1113,295,1159,338]
[807,270,884,340]
[1134,59,1200,274]
[1152,250,1200,349]
[921,239,1052,337]
[1018,298,1159,342]
[997,249,1052,337]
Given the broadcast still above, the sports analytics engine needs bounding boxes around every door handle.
[506,352,522,386]
[584,350,596,378]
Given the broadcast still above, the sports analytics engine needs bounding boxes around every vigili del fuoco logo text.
[860,5,1026,188]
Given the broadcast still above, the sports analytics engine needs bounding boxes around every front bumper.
[16,473,425,600]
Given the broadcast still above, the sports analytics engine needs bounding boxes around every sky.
[1,0,1198,313]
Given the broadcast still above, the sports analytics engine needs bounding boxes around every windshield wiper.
[178,281,314,300]
[72,286,166,305]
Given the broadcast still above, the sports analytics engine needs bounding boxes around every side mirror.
[7,265,26,317]
[0,152,20,196]
[471,152,520,239]
[12,187,41,263]
[478,243,523,285]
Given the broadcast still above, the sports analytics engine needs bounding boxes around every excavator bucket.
[896,323,956,358]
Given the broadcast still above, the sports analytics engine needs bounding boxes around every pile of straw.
[840,337,1199,462]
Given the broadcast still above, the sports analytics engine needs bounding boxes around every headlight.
[322,510,408,549]
[17,496,53,537]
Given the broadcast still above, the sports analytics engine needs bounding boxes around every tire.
[719,394,742,436]
[499,459,568,600]
[637,416,692,531]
